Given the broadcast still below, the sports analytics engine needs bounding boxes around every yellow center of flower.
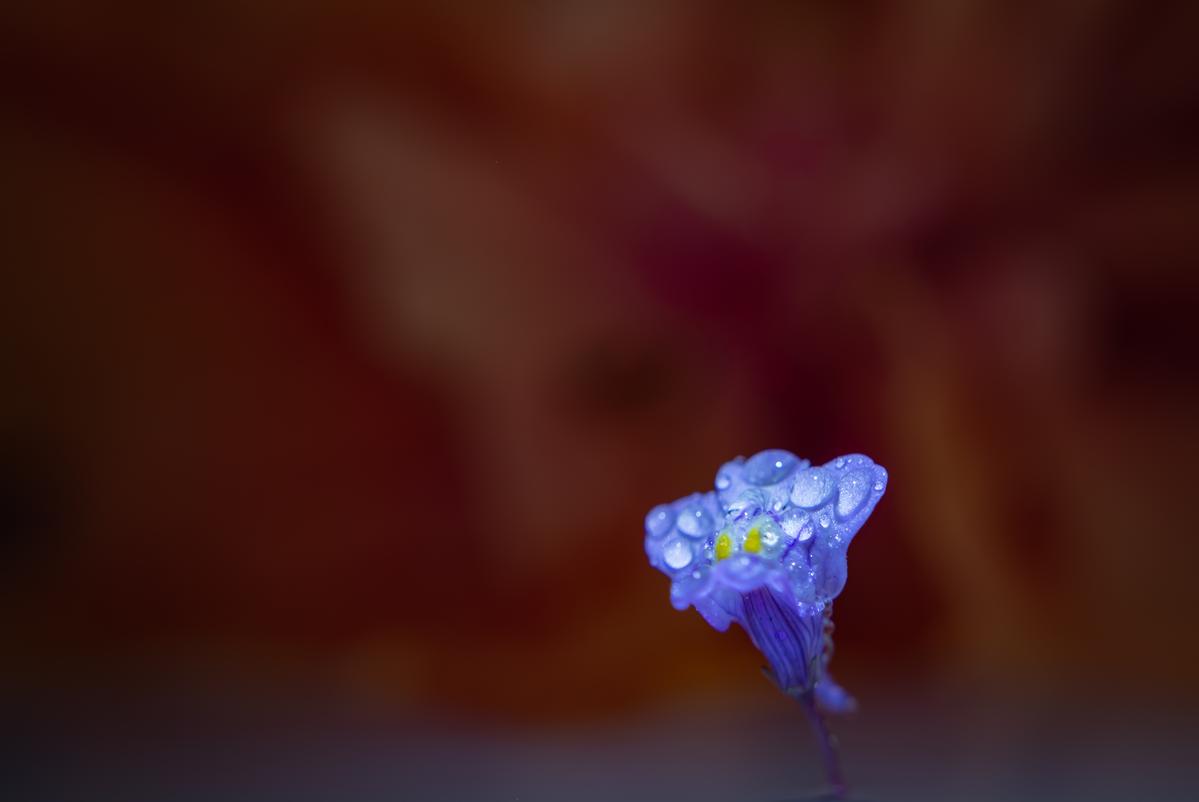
[743,527,762,553]
[715,532,732,561]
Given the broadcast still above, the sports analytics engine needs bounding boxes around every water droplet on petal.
[677,502,715,538]
[874,481,884,491]
[753,518,785,556]
[835,458,846,469]
[743,449,799,486]
[780,508,810,538]
[715,471,731,491]
[816,509,832,528]
[645,504,675,538]
[836,470,871,520]
[790,468,834,508]
[663,538,693,570]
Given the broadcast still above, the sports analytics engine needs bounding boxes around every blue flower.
[645,450,888,711]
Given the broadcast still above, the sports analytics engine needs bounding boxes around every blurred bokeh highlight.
[4,2,1199,800]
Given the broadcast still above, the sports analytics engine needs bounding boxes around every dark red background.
[4,3,1198,800]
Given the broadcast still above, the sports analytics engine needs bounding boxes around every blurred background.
[3,2,1199,800]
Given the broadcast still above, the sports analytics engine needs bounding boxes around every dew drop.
[755,518,785,556]
[715,471,731,491]
[663,538,693,570]
[836,470,871,520]
[677,502,715,538]
[645,504,675,538]
[780,508,810,538]
[743,449,799,486]
[790,468,834,509]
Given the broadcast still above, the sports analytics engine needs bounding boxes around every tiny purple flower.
[645,450,888,797]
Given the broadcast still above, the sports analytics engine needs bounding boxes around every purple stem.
[798,689,847,799]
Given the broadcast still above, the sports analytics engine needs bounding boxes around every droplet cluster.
[645,450,888,624]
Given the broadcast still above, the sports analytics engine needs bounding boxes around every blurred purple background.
[3,2,1198,800]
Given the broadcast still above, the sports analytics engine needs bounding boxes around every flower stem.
[798,689,847,799]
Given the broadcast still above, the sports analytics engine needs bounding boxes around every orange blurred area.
[3,2,1199,798]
